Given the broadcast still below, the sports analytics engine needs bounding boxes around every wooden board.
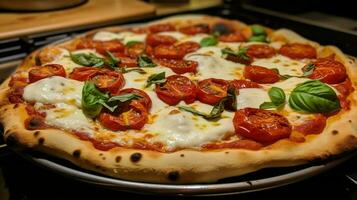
[0,0,155,40]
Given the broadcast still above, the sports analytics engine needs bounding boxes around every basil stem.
[70,53,105,67]
[120,67,147,74]
[138,55,157,68]
[145,72,166,88]
[289,80,340,113]
[260,87,286,109]
[200,36,218,47]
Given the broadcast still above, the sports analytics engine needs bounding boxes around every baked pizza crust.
[1,15,357,183]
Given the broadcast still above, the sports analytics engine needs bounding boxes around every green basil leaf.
[200,36,218,47]
[98,99,117,112]
[221,48,238,56]
[288,80,340,113]
[81,81,109,118]
[138,55,157,68]
[108,93,142,103]
[221,47,251,63]
[126,40,141,46]
[259,102,278,109]
[224,86,237,111]
[302,63,315,77]
[105,51,120,69]
[251,25,267,36]
[145,72,166,87]
[248,35,267,43]
[71,53,105,67]
[178,106,208,118]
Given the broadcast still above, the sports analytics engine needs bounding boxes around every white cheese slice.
[157,31,186,40]
[93,31,147,44]
[252,55,308,76]
[236,88,270,109]
[35,103,93,134]
[146,102,234,150]
[93,31,121,41]
[180,33,210,43]
[23,76,83,107]
[185,46,244,80]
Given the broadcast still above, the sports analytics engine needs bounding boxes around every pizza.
[1,15,356,183]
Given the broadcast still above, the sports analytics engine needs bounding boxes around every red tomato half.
[148,23,176,33]
[146,34,177,47]
[244,65,280,84]
[279,43,317,59]
[197,78,229,105]
[247,44,276,58]
[99,101,148,131]
[308,55,347,84]
[28,64,66,83]
[92,71,125,95]
[69,67,101,81]
[119,88,152,110]
[218,31,246,42]
[179,24,210,35]
[229,79,260,93]
[158,59,198,74]
[77,39,125,54]
[125,42,145,58]
[293,114,327,135]
[153,45,185,59]
[155,75,197,105]
[233,108,292,143]
[176,41,201,54]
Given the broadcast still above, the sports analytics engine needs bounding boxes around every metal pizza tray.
[18,150,355,196]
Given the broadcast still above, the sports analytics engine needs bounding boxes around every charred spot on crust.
[348,120,352,123]
[38,137,45,145]
[246,181,253,186]
[102,157,106,160]
[167,171,180,181]
[13,104,19,109]
[130,153,142,163]
[72,150,81,158]
[115,156,121,163]
[27,117,44,130]
[6,134,19,147]
[35,55,42,66]
[225,151,229,154]
[332,130,339,135]
[180,154,184,157]
[33,131,40,137]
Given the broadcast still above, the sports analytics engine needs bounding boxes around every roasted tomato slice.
[125,42,145,58]
[307,55,347,84]
[28,64,66,83]
[244,65,280,84]
[229,79,260,93]
[218,31,246,42]
[99,101,148,131]
[92,71,125,95]
[179,24,210,35]
[112,52,138,68]
[279,43,317,59]
[69,67,101,81]
[77,38,125,54]
[153,45,185,59]
[293,114,327,135]
[233,108,292,143]
[155,75,197,105]
[158,59,198,74]
[119,88,152,110]
[148,23,175,33]
[146,34,177,47]
[176,41,201,54]
[197,78,229,105]
[333,78,354,97]
[247,44,276,58]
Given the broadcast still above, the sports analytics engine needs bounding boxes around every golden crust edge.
[0,14,356,183]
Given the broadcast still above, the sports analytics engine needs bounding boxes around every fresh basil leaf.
[224,87,237,111]
[288,80,340,113]
[121,67,147,74]
[138,55,157,68]
[105,51,120,69]
[200,36,218,47]
[221,48,238,56]
[221,47,251,63]
[82,81,109,118]
[259,87,286,109]
[251,25,267,36]
[145,72,166,88]
[71,53,105,67]
[248,35,267,43]
[126,40,141,46]
[178,106,208,118]
[302,63,315,77]
[108,93,142,103]
[98,99,117,112]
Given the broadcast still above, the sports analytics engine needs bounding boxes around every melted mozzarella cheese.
[146,102,234,150]
[180,33,210,43]
[23,76,83,107]
[252,55,307,76]
[185,46,244,80]
[157,31,186,40]
[93,31,147,44]
[35,103,93,134]
[236,88,270,109]
[268,77,310,95]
